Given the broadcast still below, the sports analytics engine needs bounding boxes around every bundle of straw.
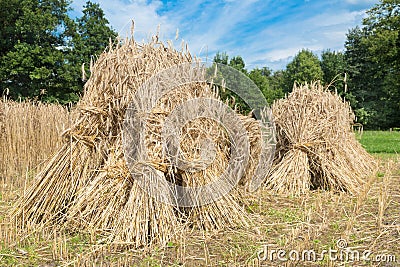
[11,37,263,247]
[267,82,376,195]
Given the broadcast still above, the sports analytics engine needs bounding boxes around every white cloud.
[178,0,262,57]
[241,7,371,70]
[264,45,323,62]
[71,0,177,41]
[307,10,365,27]
[344,0,376,4]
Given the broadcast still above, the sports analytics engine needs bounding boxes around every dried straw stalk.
[0,99,71,180]
[0,99,4,139]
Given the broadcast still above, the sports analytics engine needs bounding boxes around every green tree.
[211,54,249,112]
[344,0,400,129]
[345,27,377,126]
[321,50,345,86]
[213,51,229,65]
[269,70,286,94]
[363,0,400,128]
[212,53,277,113]
[284,49,324,92]
[320,49,357,105]
[0,0,21,57]
[0,0,117,104]
[0,0,77,102]
[74,1,117,68]
[248,67,284,104]
[229,56,247,74]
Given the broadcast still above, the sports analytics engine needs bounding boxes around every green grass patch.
[357,131,400,154]
[265,208,303,223]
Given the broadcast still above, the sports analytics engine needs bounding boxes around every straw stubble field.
[1,100,399,266]
[0,38,399,266]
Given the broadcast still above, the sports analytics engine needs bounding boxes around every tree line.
[1,0,398,129]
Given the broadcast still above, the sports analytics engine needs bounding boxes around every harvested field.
[0,38,396,266]
[0,155,398,266]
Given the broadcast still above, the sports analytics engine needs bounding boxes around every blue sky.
[70,0,378,70]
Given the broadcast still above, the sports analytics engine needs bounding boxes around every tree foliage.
[248,67,284,104]
[321,50,345,87]
[74,2,117,67]
[0,0,116,104]
[284,49,324,92]
[213,51,229,65]
[229,56,247,74]
[344,0,400,129]
[212,53,284,112]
